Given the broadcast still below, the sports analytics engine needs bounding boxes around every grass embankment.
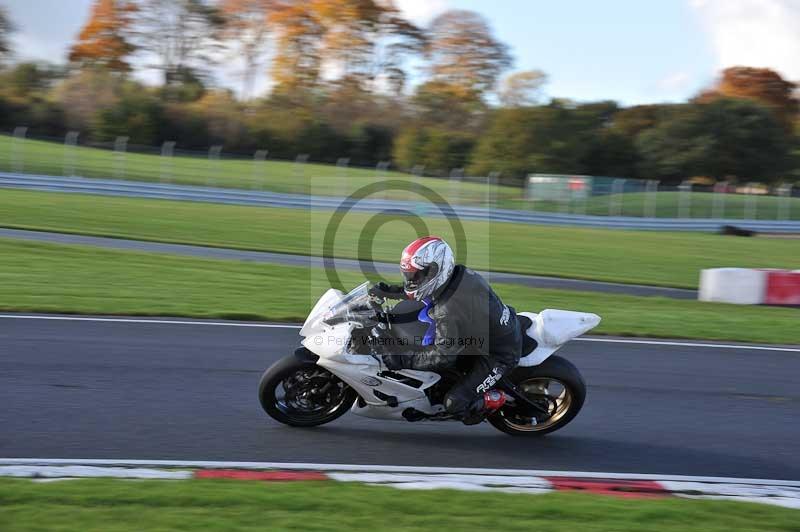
[0,135,518,203]
[502,191,800,220]
[2,189,798,289]
[2,238,798,344]
[1,478,796,532]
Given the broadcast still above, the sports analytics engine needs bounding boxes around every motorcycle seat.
[519,315,538,355]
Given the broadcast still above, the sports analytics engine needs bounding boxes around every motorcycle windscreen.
[300,282,376,335]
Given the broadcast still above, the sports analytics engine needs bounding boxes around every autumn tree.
[0,6,15,64]
[268,2,325,94]
[219,0,275,100]
[695,66,799,131]
[469,101,629,180]
[69,0,138,72]
[54,68,123,130]
[312,0,422,93]
[131,0,224,87]
[425,10,512,99]
[268,1,421,95]
[412,80,486,131]
[637,98,790,183]
[499,70,547,107]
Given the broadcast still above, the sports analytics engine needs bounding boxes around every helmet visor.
[402,264,439,292]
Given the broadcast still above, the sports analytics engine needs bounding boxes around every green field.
[503,191,800,220]
[2,238,799,344]
[0,135,518,204]
[1,189,798,288]
[1,478,796,532]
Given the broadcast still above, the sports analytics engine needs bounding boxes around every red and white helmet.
[400,236,455,301]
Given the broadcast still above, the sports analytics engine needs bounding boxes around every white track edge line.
[574,337,800,352]
[1,459,799,487]
[0,315,300,329]
[2,314,798,352]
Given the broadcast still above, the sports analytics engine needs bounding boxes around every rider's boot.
[461,390,507,425]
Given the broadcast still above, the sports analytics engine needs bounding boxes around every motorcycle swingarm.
[498,379,552,419]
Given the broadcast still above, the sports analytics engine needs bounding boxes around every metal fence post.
[575,176,589,216]
[11,126,28,173]
[449,168,464,205]
[207,145,222,187]
[410,165,424,202]
[609,178,625,216]
[376,160,390,177]
[645,179,659,218]
[160,141,175,183]
[252,149,268,189]
[777,183,792,221]
[744,183,757,220]
[678,180,692,218]
[294,154,309,193]
[560,176,572,214]
[113,136,129,180]
[376,160,391,200]
[63,131,79,176]
[525,175,536,212]
[336,157,350,198]
[486,171,501,209]
[711,181,726,220]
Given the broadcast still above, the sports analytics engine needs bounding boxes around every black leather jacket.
[393,265,524,370]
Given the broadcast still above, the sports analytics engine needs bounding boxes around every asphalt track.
[2,314,799,480]
[0,228,695,299]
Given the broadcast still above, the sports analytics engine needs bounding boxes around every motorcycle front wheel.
[258,355,357,427]
[489,355,586,436]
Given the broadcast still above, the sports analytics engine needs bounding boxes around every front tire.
[489,355,586,436]
[258,355,356,427]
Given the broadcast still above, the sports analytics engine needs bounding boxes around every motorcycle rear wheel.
[259,355,356,427]
[489,355,586,436]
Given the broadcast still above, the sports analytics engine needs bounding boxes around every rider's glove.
[369,282,405,299]
[381,354,405,370]
[349,336,373,355]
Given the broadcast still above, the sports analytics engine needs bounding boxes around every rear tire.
[489,355,586,436]
[258,355,356,427]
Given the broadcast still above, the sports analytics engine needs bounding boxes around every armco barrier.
[3,172,800,232]
[699,268,800,305]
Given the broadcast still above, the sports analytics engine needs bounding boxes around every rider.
[371,236,526,424]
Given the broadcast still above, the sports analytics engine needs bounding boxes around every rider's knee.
[444,391,469,415]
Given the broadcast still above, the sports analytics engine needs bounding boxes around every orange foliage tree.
[267,0,421,95]
[69,0,138,72]
[219,0,276,99]
[695,66,798,131]
[425,10,512,99]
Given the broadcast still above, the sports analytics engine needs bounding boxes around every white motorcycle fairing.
[517,310,601,366]
[299,286,600,421]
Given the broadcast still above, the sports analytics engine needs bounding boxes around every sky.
[4,0,799,105]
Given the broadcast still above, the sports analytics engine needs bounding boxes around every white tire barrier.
[699,268,800,305]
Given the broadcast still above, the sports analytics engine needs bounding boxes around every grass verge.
[1,238,798,344]
[2,189,798,288]
[1,478,797,532]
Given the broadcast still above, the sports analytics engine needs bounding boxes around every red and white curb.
[2,459,799,510]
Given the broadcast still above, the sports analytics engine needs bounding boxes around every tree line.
[0,1,798,185]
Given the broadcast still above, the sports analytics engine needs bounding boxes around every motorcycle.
[259,282,600,436]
